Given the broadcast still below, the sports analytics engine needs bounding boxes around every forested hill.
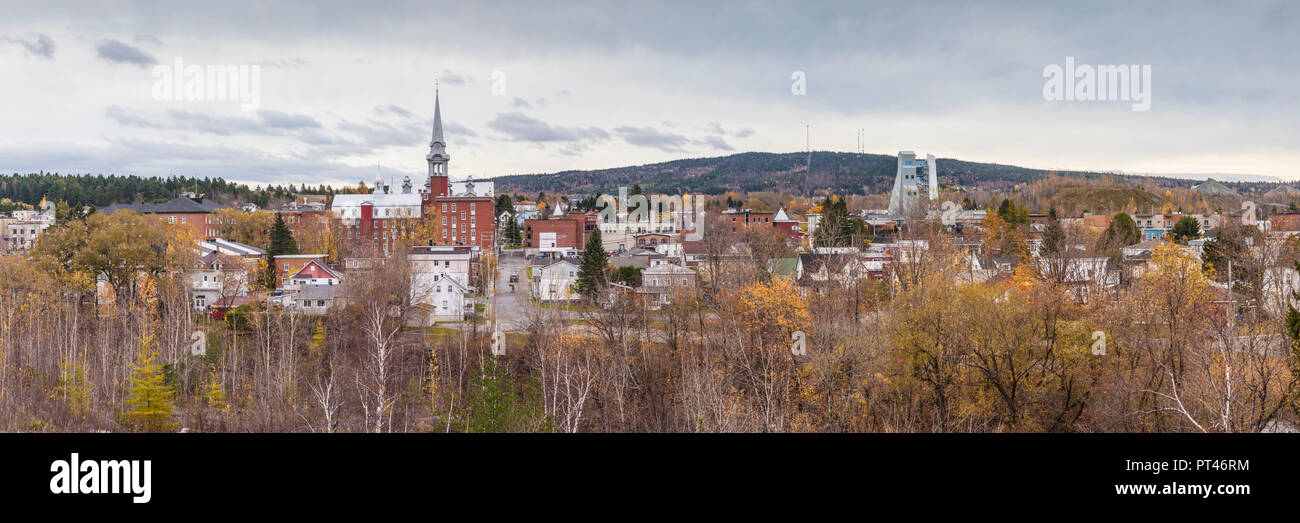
[0,173,334,210]
[490,151,1108,196]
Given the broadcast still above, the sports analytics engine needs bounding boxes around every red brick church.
[422,89,496,251]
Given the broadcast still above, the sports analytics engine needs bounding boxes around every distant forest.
[491,151,1115,197]
[0,173,340,210]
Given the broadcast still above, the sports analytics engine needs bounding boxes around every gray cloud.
[375,104,413,118]
[614,126,690,152]
[438,70,471,85]
[509,97,533,109]
[705,121,754,139]
[258,110,322,130]
[336,119,423,147]
[109,105,325,137]
[5,34,55,58]
[701,135,733,151]
[443,121,478,138]
[94,38,156,66]
[487,112,609,143]
[4,1,1300,181]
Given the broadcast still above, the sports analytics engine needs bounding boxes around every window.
[317,300,325,307]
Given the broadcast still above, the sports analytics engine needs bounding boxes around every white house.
[638,262,696,305]
[409,245,475,324]
[189,250,254,311]
[533,259,580,302]
[287,284,339,314]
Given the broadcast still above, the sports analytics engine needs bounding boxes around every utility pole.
[805,124,811,168]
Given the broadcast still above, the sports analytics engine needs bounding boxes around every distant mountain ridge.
[489,151,1240,196]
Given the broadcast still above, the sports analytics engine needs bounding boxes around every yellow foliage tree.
[125,335,177,432]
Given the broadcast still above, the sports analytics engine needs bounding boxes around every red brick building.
[722,209,775,233]
[277,200,332,241]
[524,218,586,249]
[772,208,803,240]
[421,91,496,251]
[722,208,804,242]
[330,90,496,254]
[100,192,226,240]
[1270,213,1300,232]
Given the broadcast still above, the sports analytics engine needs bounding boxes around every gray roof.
[101,195,226,214]
[294,284,339,301]
[643,263,694,275]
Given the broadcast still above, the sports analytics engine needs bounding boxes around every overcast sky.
[1,0,1297,188]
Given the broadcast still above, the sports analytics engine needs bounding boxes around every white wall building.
[887,150,938,216]
[409,245,475,324]
[533,259,580,302]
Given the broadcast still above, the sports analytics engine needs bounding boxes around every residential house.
[285,259,341,290]
[638,263,696,305]
[533,258,581,302]
[287,284,339,315]
[409,245,476,324]
[273,254,329,284]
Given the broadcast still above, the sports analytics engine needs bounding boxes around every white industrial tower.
[887,151,938,216]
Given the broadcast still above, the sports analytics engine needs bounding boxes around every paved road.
[491,249,531,331]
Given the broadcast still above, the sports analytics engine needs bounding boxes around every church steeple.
[427,85,449,179]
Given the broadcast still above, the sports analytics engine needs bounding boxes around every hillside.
[491,151,1116,197]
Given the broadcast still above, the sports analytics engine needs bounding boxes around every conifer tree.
[575,228,608,298]
[125,336,177,432]
[265,214,299,288]
[268,213,299,256]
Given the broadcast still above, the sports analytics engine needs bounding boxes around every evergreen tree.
[1098,212,1141,250]
[503,218,522,247]
[464,357,549,433]
[495,194,514,215]
[813,195,856,247]
[125,336,177,432]
[265,214,299,288]
[1169,215,1201,244]
[575,229,608,298]
[268,214,298,256]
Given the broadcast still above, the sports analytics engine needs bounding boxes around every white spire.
[430,87,445,148]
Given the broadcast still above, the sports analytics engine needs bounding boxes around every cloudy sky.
[1,0,1297,188]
